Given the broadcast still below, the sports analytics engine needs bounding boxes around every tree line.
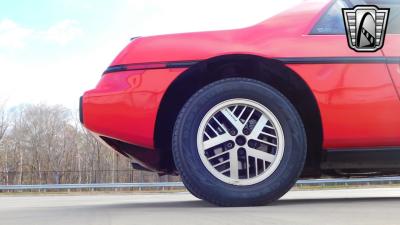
[0,102,174,185]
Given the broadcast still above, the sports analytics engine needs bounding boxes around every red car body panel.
[384,36,400,96]
[83,68,185,149]
[111,1,330,65]
[82,0,400,160]
[288,63,400,148]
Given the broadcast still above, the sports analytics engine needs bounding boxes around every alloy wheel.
[197,98,285,186]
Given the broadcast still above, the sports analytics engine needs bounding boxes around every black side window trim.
[310,0,351,35]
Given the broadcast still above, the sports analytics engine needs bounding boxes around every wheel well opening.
[155,54,323,177]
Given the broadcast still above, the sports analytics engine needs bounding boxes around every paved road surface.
[1,188,400,225]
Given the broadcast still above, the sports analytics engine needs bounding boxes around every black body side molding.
[322,147,400,170]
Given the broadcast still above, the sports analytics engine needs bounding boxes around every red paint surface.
[83,69,184,149]
[82,0,400,150]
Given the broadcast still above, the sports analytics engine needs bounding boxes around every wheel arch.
[155,54,323,177]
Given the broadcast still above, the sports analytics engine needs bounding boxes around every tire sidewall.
[173,78,306,206]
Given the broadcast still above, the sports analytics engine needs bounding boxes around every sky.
[0,0,302,110]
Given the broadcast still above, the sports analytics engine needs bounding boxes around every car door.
[378,1,400,96]
[284,0,400,148]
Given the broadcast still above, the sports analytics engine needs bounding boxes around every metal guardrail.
[1,177,400,191]
[0,182,184,190]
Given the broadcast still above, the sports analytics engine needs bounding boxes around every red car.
[80,0,400,206]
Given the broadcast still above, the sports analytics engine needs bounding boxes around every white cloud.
[0,0,302,109]
[0,19,32,48]
[0,19,82,49]
[42,19,82,45]
[0,19,85,108]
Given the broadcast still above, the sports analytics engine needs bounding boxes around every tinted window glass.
[379,4,400,34]
[311,0,349,35]
[351,0,400,34]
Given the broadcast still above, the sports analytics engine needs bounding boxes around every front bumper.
[80,68,186,172]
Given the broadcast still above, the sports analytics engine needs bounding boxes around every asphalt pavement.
[1,188,400,225]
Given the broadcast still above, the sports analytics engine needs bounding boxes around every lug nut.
[248,140,259,148]
[225,142,234,149]
[248,140,254,148]
[243,128,250,135]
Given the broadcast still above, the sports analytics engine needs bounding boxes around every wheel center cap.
[235,135,247,146]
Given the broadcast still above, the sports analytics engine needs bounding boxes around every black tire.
[172,78,307,206]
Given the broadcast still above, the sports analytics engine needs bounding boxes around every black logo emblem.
[343,5,390,52]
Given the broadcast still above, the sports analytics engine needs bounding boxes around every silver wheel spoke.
[203,133,231,150]
[246,147,275,163]
[221,108,243,130]
[249,115,268,140]
[261,132,277,138]
[213,159,229,168]
[237,106,246,119]
[207,124,219,136]
[208,150,229,161]
[197,98,285,186]
[243,108,255,126]
[212,117,228,133]
[229,147,239,179]
[254,139,277,147]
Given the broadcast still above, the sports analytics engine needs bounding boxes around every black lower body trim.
[100,136,161,171]
[100,136,175,174]
[322,147,400,170]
